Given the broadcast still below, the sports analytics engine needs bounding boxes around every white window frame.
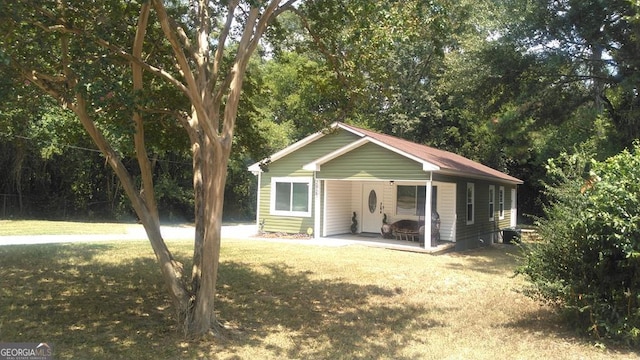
[270,177,313,217]
[466,182,475,225]
[499,186,505,220]
[395,184,427,216]
[488,185,495,222]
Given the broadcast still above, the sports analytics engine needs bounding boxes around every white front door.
[362,183,384,233]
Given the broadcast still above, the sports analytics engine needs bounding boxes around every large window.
[396,185,437,216]
[499,186,505,219]
[396,185,425,216]
[271,177,312,216]
[466,183,475,224]
[488,185,495,221]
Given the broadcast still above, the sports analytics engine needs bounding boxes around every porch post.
[255,171,262,231]
[314,177,321,239]
[423,178,433,249]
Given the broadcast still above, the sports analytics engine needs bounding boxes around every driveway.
[0,224,257,246]
[0,223,450,253]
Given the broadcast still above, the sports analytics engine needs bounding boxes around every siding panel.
[318,143,428,180]
[258,130,359,234]
[435,182,456,242]
[324,181,353,236]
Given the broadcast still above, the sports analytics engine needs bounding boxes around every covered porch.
[321,231,456,254]
[314,178,457,250]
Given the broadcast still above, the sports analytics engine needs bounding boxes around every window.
[488,185,495,221]
[396,185,426,216]
[271,177,312,216]
[466,183,475,224]
[499,186,505,219]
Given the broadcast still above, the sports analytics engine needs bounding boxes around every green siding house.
[248,122,523,250]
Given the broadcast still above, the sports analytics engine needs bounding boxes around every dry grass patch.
[0,239,638,359]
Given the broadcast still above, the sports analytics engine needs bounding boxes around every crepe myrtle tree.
[0,0,296,336]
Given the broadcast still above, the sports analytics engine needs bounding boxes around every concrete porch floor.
[321,233,456,254]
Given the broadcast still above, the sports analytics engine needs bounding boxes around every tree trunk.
[190,133,205,295]
[71,94,192,321]
[10,0,294,339]
[187,135,230,335]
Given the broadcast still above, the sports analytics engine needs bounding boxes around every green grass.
[0,220,130,236]
[0,238,638,359]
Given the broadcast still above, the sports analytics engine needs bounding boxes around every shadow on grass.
[0,243,445,359]
[0,243,179,359]
[216,262,447,359]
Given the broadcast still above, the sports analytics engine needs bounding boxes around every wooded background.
[1,0,638,223]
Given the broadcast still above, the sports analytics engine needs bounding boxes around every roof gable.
[249,122,523,184]
[337,123,523,184]
[303,137,440,172]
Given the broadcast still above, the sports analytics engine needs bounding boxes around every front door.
[362,183,384,233]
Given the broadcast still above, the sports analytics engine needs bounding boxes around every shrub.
[518,144,640,345]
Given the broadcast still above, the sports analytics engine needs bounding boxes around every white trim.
[423,180,433,249]
[488,185,495,222]
[499,186,505,220]
[256,172,262,229]
[303,137,440,172]
[466,182,475,225]
[364,137,440,171]
[315,178,322,238]
[510,188,517,227]
[270,177,313,217]
[436,169,523,185]
[248,123,341,173]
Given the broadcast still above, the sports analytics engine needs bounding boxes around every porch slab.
[322,233,455,254]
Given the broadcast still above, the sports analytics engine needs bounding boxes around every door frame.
[361,182,384,233]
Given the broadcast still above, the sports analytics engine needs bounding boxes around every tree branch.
[152,0,218,145]
[212,0,239,91]
[23,7,191,98]
[132,2,159,220]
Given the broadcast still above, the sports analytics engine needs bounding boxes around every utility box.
[502,228,521,244]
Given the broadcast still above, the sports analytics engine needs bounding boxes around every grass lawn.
[0,237,638,359]
[0,220,130,236]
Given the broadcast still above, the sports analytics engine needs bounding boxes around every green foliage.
[518,144,640,345]
[299,0,462,134]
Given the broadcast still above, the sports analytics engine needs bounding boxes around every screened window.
[499,186,505,219]
[396,185,436,216]
[271,177,312,216]
[466,183,475,224]
[488,185,495,221]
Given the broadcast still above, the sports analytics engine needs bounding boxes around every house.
[248,122,523,250]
